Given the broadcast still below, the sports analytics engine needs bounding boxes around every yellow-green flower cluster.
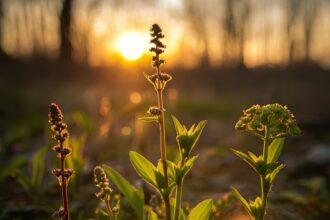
[235,103,301,139]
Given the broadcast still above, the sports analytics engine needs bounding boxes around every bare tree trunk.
[0,0,7,59]
[302,0,318,63]
[60,0,73,62]
[236,0,250,69]
[183,0,210,68]
[223,0,235,64]
[286,0,301,64]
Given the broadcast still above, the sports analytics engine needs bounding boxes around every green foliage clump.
[11,146,47,203]
[235,103,301,139]
[232,103,301,220]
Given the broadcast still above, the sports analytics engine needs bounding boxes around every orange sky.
[1,0,330,69]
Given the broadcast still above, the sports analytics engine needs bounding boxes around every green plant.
[132,23,212,220]
[67,133,87,193]
[11,146,47,203]
[231,103,301,220]
[94,166,120,219]
[103,165,145,220]
[169,116,206,220]
[140,23,172,220]
[103,24,213,220]
[48,103,74,220]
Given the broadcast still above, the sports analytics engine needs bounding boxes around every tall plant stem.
[156,67,171,220]
[174,158,185,220]
[105,199,113,219]
[59,131,69,220]
[174,178,183,220]
[259,126,269,220]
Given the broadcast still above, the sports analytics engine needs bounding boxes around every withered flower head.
[148,106,164,116]
[48,103,69,142]
[235,103,301,139]
[150,24,166,69]
[52,208,66,218]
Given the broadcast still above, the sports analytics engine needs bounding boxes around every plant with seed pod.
[48,103,74,220]
[103,24,213,220]
[94,166,120,219]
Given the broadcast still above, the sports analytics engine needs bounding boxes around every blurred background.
[0,0,329,219]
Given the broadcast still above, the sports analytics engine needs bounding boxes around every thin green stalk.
[174,179,183,220]
[260,126,269,220]
[105,199,113,219]
[156,67,171,220]
[174,158,185,220]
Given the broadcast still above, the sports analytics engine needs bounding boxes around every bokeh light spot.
[130,92,142,104]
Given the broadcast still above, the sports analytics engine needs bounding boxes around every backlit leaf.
[103,165,145,220]
[129,151,164,190]
[267,138,285,163]
[187,199,213,220]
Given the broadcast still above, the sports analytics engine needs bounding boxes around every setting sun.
[116,32,147,60]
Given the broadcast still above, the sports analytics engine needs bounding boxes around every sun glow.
[116,32,147,60]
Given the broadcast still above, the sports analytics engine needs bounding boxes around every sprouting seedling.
[48,103,74,220]
[94,166,120,219]
[231,103,301,220]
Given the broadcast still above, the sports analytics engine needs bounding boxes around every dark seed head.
[52,208,66,218]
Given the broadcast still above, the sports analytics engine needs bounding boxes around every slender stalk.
[174,157,185,220]
[105,199,113,219]
[59,131,69,220]
[174,179,183,220]
[148,24,171,220]
[49,103,73,220]
[155,72,171,220]
[259,126,269,220]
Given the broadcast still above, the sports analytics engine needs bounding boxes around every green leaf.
[67,133,87,192]
[267,138,285,163]
[129,151,164,190]
[172,116,206,157]
[139,116,159,122]
[148,210,159,220]
[180,155,198,179]
[179,210,186,220]
[169,198,186,220]
[187,199,213,220]
[248,151,258,162]
[231,149,257,173]
[231,187,252,216]
[165,160,177,182]
[188,120,206,152]
[31,146,47,188]
[103,165,145,220]
[172,115,187,135]
[268,164,285,183]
